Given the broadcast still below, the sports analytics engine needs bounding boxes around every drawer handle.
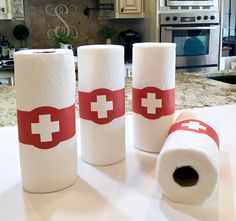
[1,7,5,13]
[121,7,124,13]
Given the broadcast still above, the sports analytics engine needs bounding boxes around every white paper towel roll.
[156,112,220,204]
[14,49,77,193]
[78,45,125,166]
[132,43,176,153]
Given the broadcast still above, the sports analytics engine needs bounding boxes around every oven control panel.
[160,11,219,25]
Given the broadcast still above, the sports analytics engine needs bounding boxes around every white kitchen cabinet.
[112,0,144,19]
[0,0,12,19]
[0,0,6,14]
[0,0,24,20]
[11,0,24,20]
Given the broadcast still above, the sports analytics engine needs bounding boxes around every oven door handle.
[165,26,217,31]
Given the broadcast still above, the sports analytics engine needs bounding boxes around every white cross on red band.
[78,88,125,124]
[90,95,113,119]
[168,119,220,148]
[31,114,60,142]
[132,87,175,119]
[17,104,76,149]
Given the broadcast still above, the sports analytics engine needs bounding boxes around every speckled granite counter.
[1,72,236,127]
[175,71,236,109]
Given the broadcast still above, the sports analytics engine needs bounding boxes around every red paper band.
[168,119,220,148]
[17,104,76,149]
[78,88,125,124]
[132,87,175,119]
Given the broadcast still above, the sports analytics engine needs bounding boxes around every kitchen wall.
[0,0,145,49]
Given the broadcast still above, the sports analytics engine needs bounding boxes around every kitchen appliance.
[160,11,220,71]
[119,29,141,63]
[222,0,236,56]
[166,0,215,7]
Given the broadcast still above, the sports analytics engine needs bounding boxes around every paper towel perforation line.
[173,166,199,187]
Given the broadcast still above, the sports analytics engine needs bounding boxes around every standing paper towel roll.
[15,49,77,193]
[78,45,125,166]
[156,112,220,204]
[132,43,176,152]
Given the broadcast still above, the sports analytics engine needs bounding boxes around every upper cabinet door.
[112,0,144,19]
[11,0,24,20]
[0,0,7,14]
[0,0,12,19]
[120,0,142,14]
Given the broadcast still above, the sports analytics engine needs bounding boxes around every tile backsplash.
[0,0,144,50]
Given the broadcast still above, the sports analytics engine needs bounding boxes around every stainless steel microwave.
[166,0,215,6]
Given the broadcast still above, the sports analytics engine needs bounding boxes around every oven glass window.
[172,29,209,56]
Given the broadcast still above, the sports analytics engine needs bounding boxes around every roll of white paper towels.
[132,42,176,153]
[15,49,77,193]
[78,45,125,166]
[156,112,220,204]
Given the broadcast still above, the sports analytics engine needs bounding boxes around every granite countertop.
[175,71,236,109]
[0,72,236,127]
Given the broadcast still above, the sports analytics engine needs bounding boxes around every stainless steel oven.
[160,11,220,71]
[166,0,215,7]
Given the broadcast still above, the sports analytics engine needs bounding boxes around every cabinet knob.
[121,8,124,13]
[1,7,5,13]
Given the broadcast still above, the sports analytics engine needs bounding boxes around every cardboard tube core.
[173,166,199,187]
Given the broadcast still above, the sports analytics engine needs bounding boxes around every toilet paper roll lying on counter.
[78,45,125,166]
[156,112,220,204]
[132,43,176,153]
[15,49,77,193]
